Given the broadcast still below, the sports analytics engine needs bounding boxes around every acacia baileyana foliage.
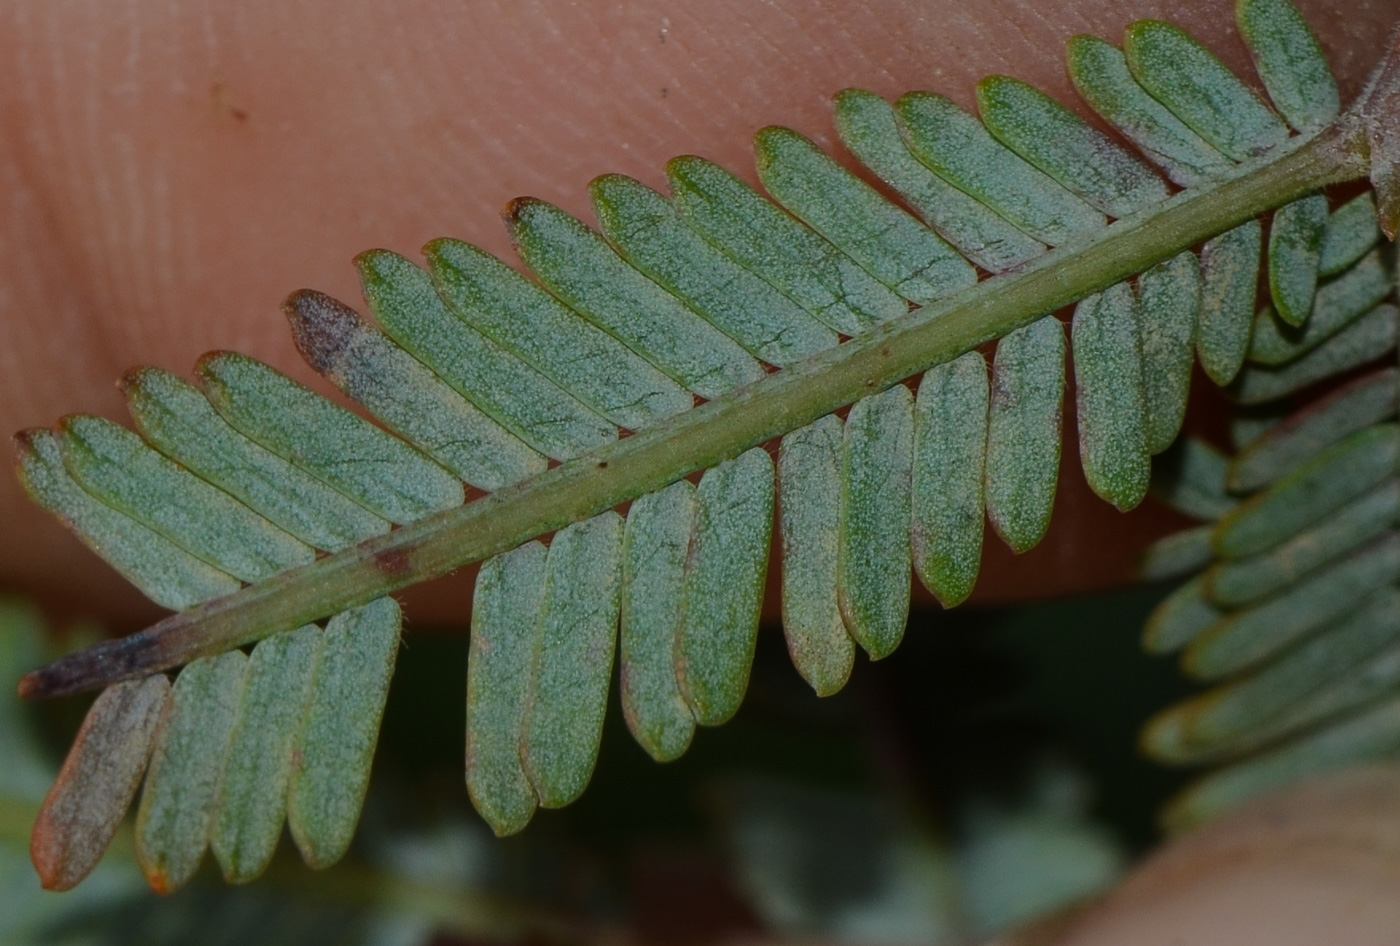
[11,0,1400,892]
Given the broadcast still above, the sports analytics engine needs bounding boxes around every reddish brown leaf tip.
[502,196,543,225]
[17,671,41,700]
[54,414,86,436]
[145,869,173,896]
[116,366,156,397]
[284,289,361,379]
[11,427,43,460]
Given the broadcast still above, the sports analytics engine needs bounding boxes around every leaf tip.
[285,289,362,379]
[974,73,1016,100]
[351,247,399,282]
[1064,32,1099,56]
[144,867,174,896]
[12,426,43,460]
[502,195,542,227]
[191,349,241,384]
[30,822,73,891]
[752,124,788,143]
[419,236,446,259]
[116,366,153,398]
[283,287,338,321]
[16,668,48,700]
[586,171,631,196]
[662,154,703,179]
[831,87,865,109]
[53,413,85,438]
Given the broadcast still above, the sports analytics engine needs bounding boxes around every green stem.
[20,109,1373,700]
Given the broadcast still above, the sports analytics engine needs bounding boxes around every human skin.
[3,1,1400,941]
[1001,766,1400,946]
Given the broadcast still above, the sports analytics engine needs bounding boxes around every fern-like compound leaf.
[1140,126,1398,828]
[1236,302,1399,403]
[1147,588,1400,765]
[1138,524,1215,583]
[58,415,315,583]
[197,352,465,522]
[976,74,1170,219]
[1185,533,1400,680]
[1151,438,1239,523]
[425,237,693,430]
[1066,35,1233,188]
[509,197,767,399]
[364,253,618,461]
[1143,576,1224,656]
[896,91,1106,246]
[12,0,1400,890]
[591,174,838,367]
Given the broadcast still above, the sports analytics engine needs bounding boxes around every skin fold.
[2,4,1399,938]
